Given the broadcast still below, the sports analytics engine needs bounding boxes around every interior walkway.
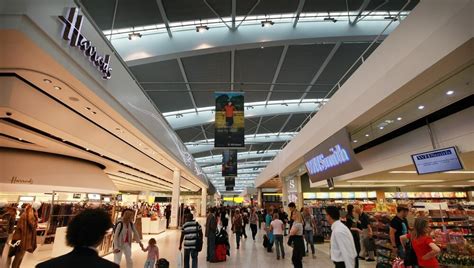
[104,222,377,268]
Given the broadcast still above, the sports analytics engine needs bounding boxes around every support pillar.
[170,169,181,228]
[201,188,207,217]
[257,188,262,208]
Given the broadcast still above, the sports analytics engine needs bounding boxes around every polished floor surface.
[20,220,377,268]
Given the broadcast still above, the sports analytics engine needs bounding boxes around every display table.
[141,217,166,234]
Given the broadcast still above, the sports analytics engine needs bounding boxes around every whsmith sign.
[59,8,112,79]
[304,128,362,183]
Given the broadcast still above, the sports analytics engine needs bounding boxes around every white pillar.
[170,169,181,228]
[201,188,207,217]
[257,188,262,208]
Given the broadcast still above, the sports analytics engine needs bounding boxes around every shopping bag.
[177,251,183,268]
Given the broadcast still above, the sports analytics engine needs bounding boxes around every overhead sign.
[222,150,237,176]
[411,147,463,175]
[304,128,362,183]
[59,8,112,79]
[224,177,235,187]
[214,92,245,148]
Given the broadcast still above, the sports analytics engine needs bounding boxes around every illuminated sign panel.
[411,147,463,174]
[304,128,362,183]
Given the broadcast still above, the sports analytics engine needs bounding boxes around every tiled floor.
[20,219,377,268]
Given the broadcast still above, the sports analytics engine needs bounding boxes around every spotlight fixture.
[53,86,62,90]
[128,32,142,40]
[196,25,209,33]
[384,16,398,21]
[446,90,454,95]
[365,134,370,137]
[418,105,425,110]
[379,126,384,130]
[353,140,358,143]
[261,20,274,27]
[324,17,337,23]
[43,79,52,83]
[397,117,402,121]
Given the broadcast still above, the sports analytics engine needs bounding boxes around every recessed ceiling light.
[418,105,425,110]
[86,148,90,151]
[397,117,402,121]
[379,126,384,130]
[53,86,61,90]
[69,97,80,102]
[85,107,91,110]
[446,90,454,95]
[43,79,52,83]
[18,138,23,141]
[353,140,358,143]
[365,134,369,137]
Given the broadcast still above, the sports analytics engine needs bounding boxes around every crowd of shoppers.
[1,201,439,268]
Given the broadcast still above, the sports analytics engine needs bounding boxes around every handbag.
[8,240,21,257]
[403,240,418,267]
[195,223,203,252]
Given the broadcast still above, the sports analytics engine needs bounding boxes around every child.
[141,238,159,268]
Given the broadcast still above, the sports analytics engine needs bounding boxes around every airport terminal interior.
[1,0,473,267]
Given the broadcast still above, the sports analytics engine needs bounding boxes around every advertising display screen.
[304,128,362,183]
[225,177,235,187]
[222,150,238,176]
[214,92,245,148]
[87,193,101,201]
[411,147,463,175]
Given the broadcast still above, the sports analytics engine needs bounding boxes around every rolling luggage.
[214,244,227,262]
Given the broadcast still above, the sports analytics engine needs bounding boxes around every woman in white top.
[289,211,305,268]
[113,209,143,268]
[270,213,285,260]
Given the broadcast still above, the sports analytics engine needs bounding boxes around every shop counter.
[141,217,166,234]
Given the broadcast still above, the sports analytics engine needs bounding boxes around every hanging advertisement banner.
[222,150,238,176]
[214,92,245,148]
[225,177,235,187]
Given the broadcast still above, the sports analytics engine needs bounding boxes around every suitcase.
[214,244,227,262]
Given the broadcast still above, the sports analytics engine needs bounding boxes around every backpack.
[114,221,135,236]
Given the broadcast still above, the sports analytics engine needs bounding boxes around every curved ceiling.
[81,0,420,193]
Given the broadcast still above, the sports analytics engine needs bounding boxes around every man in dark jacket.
[36,208,118,268]
[205,207,217,262]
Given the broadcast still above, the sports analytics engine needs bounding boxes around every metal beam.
[265,45,289,105]
[277,114,293,135]
[231,49,235,91]
[235,0,261,29]
[177,58,198,113]
[231,0,236,30]
[108,0,119,40]
[299,42,341,102]
[156,0,172,38]
[350,0,371,25]
[293,0,306,28]
[203,0,232,30]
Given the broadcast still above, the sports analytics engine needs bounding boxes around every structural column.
[170,169,181,228]
[201,188,207,217]
[257,188,263,208]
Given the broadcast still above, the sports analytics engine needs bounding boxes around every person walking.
[242,208,249,239]
[288,202,296,231]
[11,205,38,268]
[179,213,203,268]
[265,208,274,252]
[356,206,375,262]
[344,205,362,268]
[270,213,285,260]
[220,209,229,230]
[205,207,217,262]
[400,218,440,268]
[232,209,244,249]
[113,209,143,268]
[249,207,259,241]
[279,207,289,236]
[326,206,357,268]
[165,205,171,229]
[289,211,305,268]
[390,206,409,259]
[141,238,159,268]
[302,207,317,258]
[36,209,118,268]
